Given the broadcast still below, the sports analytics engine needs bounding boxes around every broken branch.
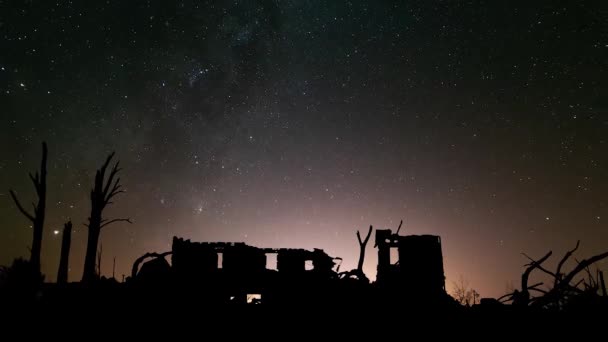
[9,190,35,222]
[100,218,132,229]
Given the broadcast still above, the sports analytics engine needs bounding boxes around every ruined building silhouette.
[375,229,445,296]
[130,229,451,306]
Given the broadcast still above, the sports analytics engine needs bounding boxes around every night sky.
[1,1,607,298]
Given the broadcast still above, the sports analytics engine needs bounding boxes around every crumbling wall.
[398,235,445,293]
[223,244,266,273]
[172,237,218,275]
[277,249,307,273]
[375,229,446,294]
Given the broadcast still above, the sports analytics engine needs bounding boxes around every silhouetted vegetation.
[338,225,373,282]
[82,152,131,283]
[1,142,607,320]
[498,241,608,311]
[8,142,47,275]
[450,275,479,306]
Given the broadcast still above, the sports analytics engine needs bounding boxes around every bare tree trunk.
[57,221,72,284]
[96,244,103,278]
[83,217,101,282]
[9,142,47,274]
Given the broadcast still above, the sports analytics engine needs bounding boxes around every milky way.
[1,1,607,297]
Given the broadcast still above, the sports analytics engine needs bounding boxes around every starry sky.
[1,1,607,298]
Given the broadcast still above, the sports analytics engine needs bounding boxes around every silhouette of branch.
[529,288,548,295]
[105,178,124,203]
[558,251,608,290]
[497,292,515,302]
[396,220,403,235]
[554,240,580,286]
[100,218,132,229]
[521,251,552,289]
[357,225,372,246]
[9,190,35,222]
[98,152,115,185]
[581,263,596,289]
[573,279,585,289]
[131,251,172,278]
[28,172,42,194]
[522,253,556,278]
[102,162,121,202]
[499,281,545,303]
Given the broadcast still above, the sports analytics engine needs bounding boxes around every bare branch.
[99,152,115,183]
[131,251,172,278]
[106,190,125,203]
[362,225,372,245]
[103,162,120,198]
[357,225,373,247]
[555,240,580,286]
[559,251,608,290]
[523,253,557,278]
[105,179,124,203]
[9,190,35,222]
[28,172,39,190]
[529,288,548,295]
[396,219,403,235]
[521,251,552,292]
[100,218,132,229]
[527,282,544,289]
[582,265,596,289]
[497,292,514,302]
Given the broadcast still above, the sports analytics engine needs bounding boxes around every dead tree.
[451,275,479,306]
[82,152,131,283]
[9,142,48,274]
[499,241,608,310]
[356,225,373,275]
[57,221,72,284]
[555,250,608,292]
[338,225,373,282]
